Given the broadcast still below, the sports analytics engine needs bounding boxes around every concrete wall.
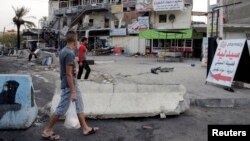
[223,0,250,24]
[88,12,106,28]
[224,31,250,39]
[111,36,146,55]
[48,1,59,23]
[150,6,192,30]
[51,82,190,118]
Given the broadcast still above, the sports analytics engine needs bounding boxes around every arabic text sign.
[136,0,153,12]
[206,39,246,87]
[201,38,208,66]
[128,17,149,34]
[153,0,184,11]
[110,28,127,36]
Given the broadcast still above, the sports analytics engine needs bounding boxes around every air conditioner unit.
[169,14,176,23]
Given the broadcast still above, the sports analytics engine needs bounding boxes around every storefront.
[139,29,203,57]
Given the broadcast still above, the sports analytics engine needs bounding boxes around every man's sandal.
[84,127,99,136]
[42,132,60,140]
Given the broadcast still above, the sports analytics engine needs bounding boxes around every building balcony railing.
[54,3,110,16]
[123,0,136,7]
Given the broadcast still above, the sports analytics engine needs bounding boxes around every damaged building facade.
[44,0,203,57]
[207,0,250,40]
[222,0,250,39]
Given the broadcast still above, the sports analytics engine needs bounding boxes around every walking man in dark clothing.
[28,42,38,61]
[77,37,91,80]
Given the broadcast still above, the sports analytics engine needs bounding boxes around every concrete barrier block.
[114,83,137,93]
[38,51,59,65]
[51,81,189,118]
[79,81,113,94]
[0,75,38,129]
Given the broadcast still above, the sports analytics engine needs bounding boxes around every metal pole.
[207,0,210,37]
[210,1,242,38]
[219,0,224,38]
[216,10,219,37]
[38,20,40,48]
[58,18,61,49]
[211,9,214,37]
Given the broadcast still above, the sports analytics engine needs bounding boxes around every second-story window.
[159,15,167,23]
[89,19,94,26]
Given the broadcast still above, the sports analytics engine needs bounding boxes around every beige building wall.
[88,12,106,28]
[223,0,250,24]
[150,6,192,30]
[111,36,146,55]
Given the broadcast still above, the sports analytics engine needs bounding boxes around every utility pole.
[207,0,210,38]
[38,19,40,48]
[210,1,242,38]
[219,0,223,39]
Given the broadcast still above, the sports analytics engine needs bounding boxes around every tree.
[0,33,17,47]
[12,6,36,50]
[40,16,48,27]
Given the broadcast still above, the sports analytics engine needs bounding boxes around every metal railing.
[54,3,110,15]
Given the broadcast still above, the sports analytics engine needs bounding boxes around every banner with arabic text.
[206,39,246,87]
[153,0,184,11]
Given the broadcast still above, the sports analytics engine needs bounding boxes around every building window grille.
[159,15,167,23]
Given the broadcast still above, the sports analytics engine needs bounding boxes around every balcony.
[123,0,136,7]
[54,3,110,16]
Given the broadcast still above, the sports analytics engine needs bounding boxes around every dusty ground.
[0,55,250,141]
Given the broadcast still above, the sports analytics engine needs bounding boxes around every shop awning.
[139,29,203,39]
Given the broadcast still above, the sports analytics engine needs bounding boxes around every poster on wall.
[110,28,127,36]
[206,39,246,87]
[153,0,184,11]
[136,0,153,12]
[128,16,149,34]
[111,4,123,13]
[201,38,208,67]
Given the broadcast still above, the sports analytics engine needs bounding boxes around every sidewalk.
[88,55,250,107]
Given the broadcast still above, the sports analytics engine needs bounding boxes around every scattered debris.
[151,67,161,74]
[94,47,113,56]
[160,67,174,72]
[142,125,153,130]
[160,113,167,119]
[151,67,174,74]
[129,52,141,57]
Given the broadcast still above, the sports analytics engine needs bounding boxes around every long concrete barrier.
[0,75,38,129]
[51,81,189,119]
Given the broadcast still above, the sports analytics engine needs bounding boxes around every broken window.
[89,19,94,26]
[104,18,109,28]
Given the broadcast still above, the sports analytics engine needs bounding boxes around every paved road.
[0,56,250,141]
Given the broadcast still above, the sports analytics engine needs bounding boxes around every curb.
[191,98,250,108]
